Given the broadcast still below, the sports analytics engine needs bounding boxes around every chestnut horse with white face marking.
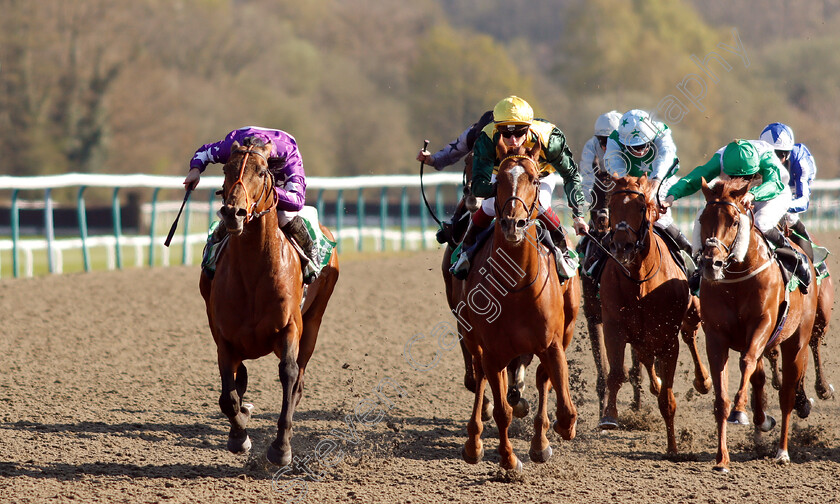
[697,177,817,472]
[448,138,581,472]
[199,141,339,466]
[599,175,711,455]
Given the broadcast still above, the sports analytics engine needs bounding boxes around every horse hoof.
[529,445,553,463]
[695,377,712,395]
[817,384,834,401]
[598,416,619,430]
[727,410,749,425]
[553,419,576,440]
[775,449,790,465]
[226,432,251,454]
[795,397,813,419]
[266,443,292,467]
[461,445,484,464]
[712,465,730,474]
[512,398,530,419]
[757,415,776,433]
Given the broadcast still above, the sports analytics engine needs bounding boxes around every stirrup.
[451,252,471,280]
[554,249,577,279]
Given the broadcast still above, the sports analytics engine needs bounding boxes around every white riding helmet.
[759,122,795,151]
[617,109,660,147]
[594,110,622,137]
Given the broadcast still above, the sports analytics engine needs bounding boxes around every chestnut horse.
[578,166,653,413]
[448,138,581,472]
[697,177,818,472]
[599,175,711,454]
[440,154,533,422]
[199,140,339,466]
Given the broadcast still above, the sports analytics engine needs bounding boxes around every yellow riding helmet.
[493,96,534,126]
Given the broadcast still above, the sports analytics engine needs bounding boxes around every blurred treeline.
[1,0,839,182]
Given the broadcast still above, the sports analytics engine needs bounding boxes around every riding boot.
[660,222,693,255]
[537,208,577,279]
[451,208,493,280]
[765,227,811,292]
[436,203,468,245]
[788,219,815,262]
[282,215,318,284]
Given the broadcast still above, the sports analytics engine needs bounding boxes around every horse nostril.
[235,207,247,218]
[713,260,723,268]
[515,219,527,229]
[500,219,509,230]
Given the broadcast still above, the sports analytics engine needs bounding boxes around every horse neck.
[227,212,288,276]
[490,222,543,288]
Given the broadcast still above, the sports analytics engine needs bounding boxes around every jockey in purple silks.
[183,126,318,282]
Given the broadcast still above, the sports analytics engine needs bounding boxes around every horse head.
[607,174,657,264]
[219,139,276,235]
[589,161,613,235]
[698,177,752,280]
[494,137,542,244]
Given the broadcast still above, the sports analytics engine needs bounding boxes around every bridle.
[493,154,543,292]
[494,154,540,223]
[702,199,770,280]
[223,148,277,223]
[607,187,662,283]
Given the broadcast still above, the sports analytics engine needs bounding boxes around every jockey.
[759,122,819,265]
[604,109,693,256]
[580,110,622,207]
[183,126,319,283]
[451,95,588,280]
[416,110,495,244]
[662,138,812,291]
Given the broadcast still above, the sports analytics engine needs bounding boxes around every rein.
[224,148,276,223]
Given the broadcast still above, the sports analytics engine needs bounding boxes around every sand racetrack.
[1,233,839,504]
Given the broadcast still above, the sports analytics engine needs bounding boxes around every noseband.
[224,148,277,223]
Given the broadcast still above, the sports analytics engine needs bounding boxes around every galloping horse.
[199,140,339,466]
[578,165,652,413]
[448,137,581,472]
[697,177,817,472]
[599,175,711,454]
[441,154,532,422]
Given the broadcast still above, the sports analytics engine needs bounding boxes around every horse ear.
[700,177,713,200]
[495,133,507,158]
[230,141,241,156]
[527,136,541,159]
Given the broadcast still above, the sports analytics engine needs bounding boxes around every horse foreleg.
[217,347,252,454]
[749,359,776,442]
[600,326,626,429]
[462,353,487,464]
[460,333,492,421]
[729,331,768,425]
[543,341,577,440]
[486,363,521,472]
[583,278,608,412]
[628,350,644,411]
[766,347,783,390]
[268,332,302,467]
[682,298,712,394]
[811,307,834,400]
[657,346,679,455]
[706,335,731,472]
[529,362,553,463]
[776,337,811,465]
[507,355,531,418]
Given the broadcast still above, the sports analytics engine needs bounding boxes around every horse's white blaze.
[509,165,525,197]
[623,195,631,204]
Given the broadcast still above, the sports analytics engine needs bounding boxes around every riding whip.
[419,139,443,227]
[164,187,193,247]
